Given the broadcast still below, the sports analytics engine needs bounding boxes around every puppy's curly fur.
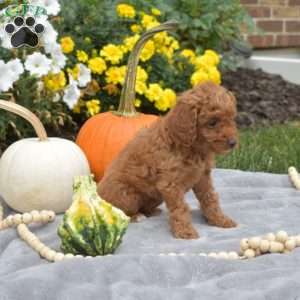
[98,82,238,239]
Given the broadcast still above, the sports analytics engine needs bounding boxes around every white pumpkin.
[0,100,90,213]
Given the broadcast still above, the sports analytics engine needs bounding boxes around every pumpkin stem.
[0,99,48,141]
[116,20,179,117]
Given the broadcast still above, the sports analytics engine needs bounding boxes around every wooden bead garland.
[239,231,300,259]
[1,203,300,262]
[288,166,300,190]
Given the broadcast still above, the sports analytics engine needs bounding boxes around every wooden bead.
[217,252,229,259]
[255,248,261,256]
[276,231,288,243]
[6,215,14,227]
[208,252,217,258]
[265,233,276,241]
[288,167,300,190]
[13,214,23,225]
[269,241,284,253]
[285,239,296,251]
[249,237,261,249]
[35,243,46,253]
[283,249,291,254]
[295,236,300,247]
[259,240,270,253]
[31,239,42,250]
[22,213,33,224]
[2,219,9,229]
[48,211,55,222]
[240,238,249,251]
[30,210,41,222]
[45,250,56,261]
[40,211,50,223]
[40,247,51,257]
[17,224,27,235]
[65,253,75,259]
[228,251,239,260]
[54,253,65,262]
[244,249,255,258]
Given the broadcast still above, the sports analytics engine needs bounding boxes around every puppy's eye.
[207,118,219,128]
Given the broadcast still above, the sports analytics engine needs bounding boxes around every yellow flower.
[135,99,142,107]
[194,55,214,71]
[86,99,101,116]
[123,34,140,53]
[157,46,174,60]
[170,39,179,50]
[207,67,221,85]
[204,49,220,65]
[141,14,160,29]
[100,44,124,65]
[136,66,148,82]
[131,24,142,33]
[163,88,177,108]
[154,98,169,112]
[76,50,89,63]
[44,71,66,92]
[105,66,126,84]
[191,70,209,86]
[135,81,147,95]
[145,83,163,102]
[140,40,155,62]
[116,4,136,18]
[67,65,80,80]
[88,57,107,74]
[153,32,168,46]
[60,37,75,54]
[180,49,196,64]
[151,8,161,16]
[154,88,177,111]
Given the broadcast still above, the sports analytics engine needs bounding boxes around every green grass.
[216,124,300,174]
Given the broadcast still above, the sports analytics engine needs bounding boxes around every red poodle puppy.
[98,82,238,239]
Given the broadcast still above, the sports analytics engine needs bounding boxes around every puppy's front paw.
[208,215,237,228]
[172,225,199,239]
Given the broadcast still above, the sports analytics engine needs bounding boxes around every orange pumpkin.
[76,21,178,182]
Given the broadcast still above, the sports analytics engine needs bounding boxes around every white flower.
[0,60,15,92]
[25,52,52,77]
[7,59,24,81]
[0,26,12,49]
[30,0,61,16]
[49,44,67,73]
[77,64,91,88]
[39,20,58,49]
[63,78,80,109]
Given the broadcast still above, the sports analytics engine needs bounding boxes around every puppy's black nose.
[227,138,237,148]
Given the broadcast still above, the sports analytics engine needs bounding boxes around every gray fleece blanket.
[1,169,300,300]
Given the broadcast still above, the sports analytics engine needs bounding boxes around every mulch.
[222,67,300,128]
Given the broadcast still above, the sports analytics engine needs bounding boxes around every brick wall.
[242,0,300,48]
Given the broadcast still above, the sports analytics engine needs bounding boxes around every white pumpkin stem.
[0,99,48,141]
[117,20,179,117]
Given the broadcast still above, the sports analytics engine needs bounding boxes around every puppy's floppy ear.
[165,100,197,147]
